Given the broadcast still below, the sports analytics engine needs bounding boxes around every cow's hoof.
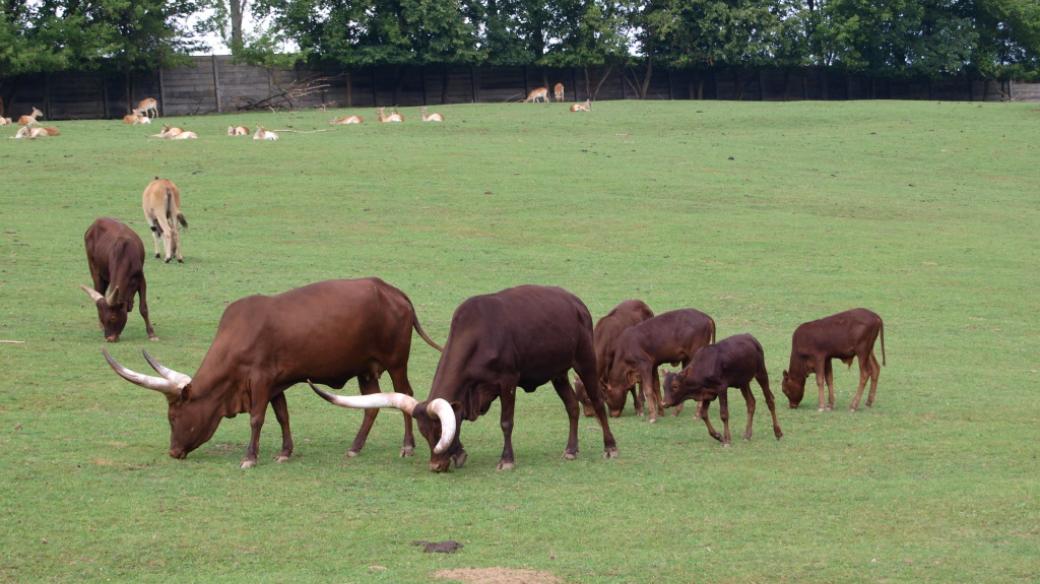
[400,446,414,457]
[177,259,183,264]
[496,461,515,471]
[743,433,752,441]
[603,448,619,459]
[849,406,858,412]
[563,451,577,460]
[154,253,160,259]
[274,454,290,463]
[240,459,257,469]
[148,336,159,342]
[164,258,171,264]
[451,451,467,469]
[817,407,826,412]
[648,417,657,424]
[722,442,731,448]
[346,450,360,458]
[775,430,784,440]
[710,432,723,442]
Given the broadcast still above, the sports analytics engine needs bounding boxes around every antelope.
[123,109,150,124]
[554,82,565,102]
[0,116,11,126]
[420,107,444,122]
[18,107,43,125]
[377,107,403,123]
[253,126,279,141]
[137,97,159,119]
[570,99,591,112]
[169,131,198,140]
[142,177,188,263]
[13,126,57,139]
[40,126,60,136]
[524,87,550,103]
[227,125,250,136]
[330,115,363,125]
[152,125,183,139]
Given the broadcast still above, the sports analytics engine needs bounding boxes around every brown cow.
[605,309,716,422]
[310,285,619,472]
[573,299,654,417]
[99,278,442,468]
[662,334,783,445]
[80,218,157,342]
[781,308,886,412]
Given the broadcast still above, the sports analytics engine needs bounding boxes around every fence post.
[43,73,51,119]
[158,68,166,116]
[346,70,352,107]
[470,67,478,102]
[211,55,222,113]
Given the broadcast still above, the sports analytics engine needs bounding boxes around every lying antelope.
[169,131,198,140]
[18,107,43,125]
[142,177,188,263]
[525,87,550,103]
[420,107,444,122]
[330,115,363,125]
[13,126,59,139]
[253,126,279,141]
[137,97,159,119]
[0,116,11,126]
[123,109,151,125]
[152,125,183,139]
[570,99,591,112]
[377,107,403,123]
[227,125,250,136]
[554,82,565,102]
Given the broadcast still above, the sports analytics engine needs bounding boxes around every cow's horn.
[142,350,192,386]
[307,380,418,415]
[102,349,181,397]
[80,284,104,303]
[426,398,456,454]
[104,285,119,307]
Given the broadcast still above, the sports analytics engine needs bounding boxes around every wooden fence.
[2,56,1037,120]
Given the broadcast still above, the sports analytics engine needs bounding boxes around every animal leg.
[242,401,268,468]
[697,401,723,442]
[574,354,618,458]
[572,377,597,417]
[347,374,382,456]
[824,359,836,410]
[497,383,517,470]
[814,360,827,412]
[630,385,644,417]
[651,367,665,419]
[171,219,183,262]
[148,218,163,258]
[137,279,157,341]
[740,385,756,440]
[866,353,881,407]
[154,215,173,262]
[849,353,870,411]
[270,392,293,462]
[551,376,581,460]
[719,390,732,445]
[387,366,416,457]
[755,368,783,440]
[639,365,660,423]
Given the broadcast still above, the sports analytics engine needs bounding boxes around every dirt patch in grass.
[434,567,562,584]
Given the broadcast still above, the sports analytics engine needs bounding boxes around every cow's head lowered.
[102,349,221,459]
[81,285,131,342]
[781,370,806,408]
[308,382,459,472]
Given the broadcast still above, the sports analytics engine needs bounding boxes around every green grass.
[1,100,1038,583]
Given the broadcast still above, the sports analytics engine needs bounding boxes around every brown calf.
[574,299,654,417]
[781,308,886,412]
[81,218,157,342]
[142,177,188,263]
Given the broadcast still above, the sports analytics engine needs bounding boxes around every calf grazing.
[253,126,279,141]
[227,125,249,136]
[310,285,619,472]
[606,309,716,422]
[781,308,886,412]
[142,177,188,263]
[570,99,591,112]
[330,115,363,125]
[553,82,565,102]
[421,107,444,122]
[81,218,157,342]
[524,87,550,103]
[663,334,783,445]
[137,97,159,118]
[100,278,443,468]
[18,107,43,125]
[573,299,655,417]
[377,107,403,123]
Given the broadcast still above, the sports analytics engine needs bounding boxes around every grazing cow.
[18,107,42,126]
[137,97,159,119]
[573,299,655,417]
[253,126,279,141]
[80,218,157,342]
[227,125,250,136]
[781,308,886,412]
[100,278,443,468]
[377,107,403,123]
[524,87,550,103]
[142,177,188,263]
[570,99,591,112]
[605,309,716,422]
[421,107,444,122]
[330,115,363,125]
[310,285,619,472]
[553,82,565,102]
[662,334,783,445]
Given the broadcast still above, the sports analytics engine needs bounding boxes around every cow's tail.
[879,318,886,366]
[403,293,443,352]
[165,186,188,229]
[710,316,717,344]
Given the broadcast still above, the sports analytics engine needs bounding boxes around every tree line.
[2,0,1038,83]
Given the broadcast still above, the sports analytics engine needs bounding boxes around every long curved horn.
[80,284,104,303]
[104,285,119,307]
[426,398,456,454]
[142,350,192,386]
[102,349,181,397]
[307,380,418,415]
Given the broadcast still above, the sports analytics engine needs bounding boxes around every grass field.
[1,99,1038,583]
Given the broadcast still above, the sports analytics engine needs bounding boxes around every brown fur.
[137,97,159,118]
[573,300,655,418]
[142,177,188,263]
[553,82,565,101]
[524,87,550,103]
[17,107,42,125]
[82,218,156,342]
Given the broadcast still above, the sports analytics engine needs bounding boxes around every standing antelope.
[142,177,188,263]
[570,99,591,112]
[253,126,279,141]
[377,107,403,123]
[420,107,444,122]
[330,115,363,125]
[137,97,159,119]
[524,87,550,103]
[554,82,565,102]
[227,125,250,136]
[18,107,43,125]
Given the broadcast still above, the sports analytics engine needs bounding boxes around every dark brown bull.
[662,334,783,445]
[781,308,886,412]
[80,218,157,342]
[573,299,655,417]
[605,309,716,422]
[310,285,619,472]
[100,278,442,468]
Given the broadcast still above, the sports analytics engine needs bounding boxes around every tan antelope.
[18,107,43,125]
[123,109,150,125]
[137,97,159,118]
[40,126,60,136]
[227,125,250,136]
[377,107,403,123]
[152,125,183,139]
[13,126,59,139]
[169,131,198,140]
[142,177,188,263]
[420,107,444,122]
[253,126,279,141]
[524,87,550,103]
[330,115,363,125]
[570,99,591,112]
[0,116,11,126]
[554,82,565,102]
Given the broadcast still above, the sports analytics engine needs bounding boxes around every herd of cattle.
[82,175,887,472]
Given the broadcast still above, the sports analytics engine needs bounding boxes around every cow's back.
[793,308,881,356]
[593,300,654,375]
[85,218,146,274]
